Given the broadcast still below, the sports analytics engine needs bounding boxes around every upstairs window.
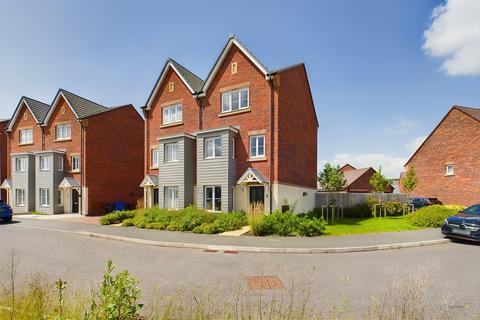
[19,129,33,144]
[250,135,265,158]
[40,156,50,171]
[15,158,26,172]
[71,155,80,172]
[221,88,249,113]
[445,164,454,176]
[56,124,71,140]
[58,157,64,171]
[165,143,178,162]
[151,148,160,167]
[163,104,182,125]
[205,137,222,159]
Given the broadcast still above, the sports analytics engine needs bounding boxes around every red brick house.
[141,35,318,213]
[401,106,480,206]
[339,164,394,193]
[0,119,8,201]
[1,90,144,215]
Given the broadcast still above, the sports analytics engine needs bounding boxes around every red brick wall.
[85,106,144,215]
[200,45,272,181]
[0,120,8,200]
[43,97,82,184]
[8,103,44,176]
[403,108,480,206]
[145,68,200,175]
[275,65,318,188]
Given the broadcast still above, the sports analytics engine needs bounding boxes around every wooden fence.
[315,192,408,208]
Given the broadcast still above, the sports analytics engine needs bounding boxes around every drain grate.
[224,250,239,254]
[247,276,284,290]
[203,249,218,253]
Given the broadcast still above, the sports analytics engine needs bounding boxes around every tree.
[318,163,347,192]
[402,166,418,194]
[369,167,389,193]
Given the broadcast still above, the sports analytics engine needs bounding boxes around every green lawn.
[325,216,421,236]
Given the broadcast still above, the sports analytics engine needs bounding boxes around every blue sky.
[1,0,479,178]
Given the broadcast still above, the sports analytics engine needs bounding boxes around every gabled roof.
[140,175,159,187]
[198,35,269,96]
[1,179,12,189]
[144,59,204,110]
[6,96,50,131]
[236,168,268,185]
[59,177,80,189]
[43,89,107,125]
[405,105,480,166]
[342,167,371,186]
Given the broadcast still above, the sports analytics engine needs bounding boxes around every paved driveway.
[0,219,479,318]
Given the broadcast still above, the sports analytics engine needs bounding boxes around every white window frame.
[165,143,178,163]
[39,156,50,171]
[250,135,266,158]
[71,155,80,172]
[164,186,179,210]
[15,189,25,206]
[151,148,160,167]
[445,164,454,176]
[221,88,249,113]
[58,157,64,171]
[57,189,63,206]
[15,158,26,172]
[162,104,183,125]
[204,186,222,212]
[19,129,33,144]
[40,188,50,207]
[204,136,222,159]
[56,123,72,140]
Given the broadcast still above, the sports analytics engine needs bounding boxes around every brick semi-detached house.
[1,90,144,215]
[401,106,480,206]
[141,36,318,213]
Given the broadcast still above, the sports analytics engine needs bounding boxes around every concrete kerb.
[77,231,450,254]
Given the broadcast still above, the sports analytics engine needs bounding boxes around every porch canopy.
[236,168,268,185]
[59,177,80,189]
[1,179,12,189]
[140,175,159,188]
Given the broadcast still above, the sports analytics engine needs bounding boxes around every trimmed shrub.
[343,203,372,218]
[122,218,135,227]
[100,210,136,225]
[407,205,463,227]
[297,218,326,237]
[385,201,404,216]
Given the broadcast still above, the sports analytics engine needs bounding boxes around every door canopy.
[59,177,80,189]
[0,179,12,190]
[237,168,268,185]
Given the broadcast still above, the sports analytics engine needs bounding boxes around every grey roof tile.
[23,97,50,122]
[59,89,107,119]
[169,59,204,92]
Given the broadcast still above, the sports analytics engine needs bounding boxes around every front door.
[249,186,265,206]
[71,189,79,214]
[153,188,159,206]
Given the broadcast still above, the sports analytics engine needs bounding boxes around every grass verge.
[325,216,421,236]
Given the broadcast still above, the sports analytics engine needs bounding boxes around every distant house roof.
[6,96,50,131]
[342,167,371,186]
[43,89,108,124]
[339,164,394,193]
[405,105,480,166]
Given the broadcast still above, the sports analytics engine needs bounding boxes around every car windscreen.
[463,205,480,215]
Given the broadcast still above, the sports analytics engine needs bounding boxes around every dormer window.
[221,88,249,113]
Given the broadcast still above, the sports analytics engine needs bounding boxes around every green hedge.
[407,205,464,227]
[101,206,247,234]
[250,211,326,237]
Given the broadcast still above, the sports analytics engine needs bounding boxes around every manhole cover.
[224,250,238,254]
[247,276,284,290]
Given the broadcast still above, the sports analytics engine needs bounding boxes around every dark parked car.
[0,200,13,222]
[428,197,443,205]
[442,204,480,241]
[408,197,431,209]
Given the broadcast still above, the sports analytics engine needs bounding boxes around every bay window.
[205,136,222,159]
[205,186,221,211]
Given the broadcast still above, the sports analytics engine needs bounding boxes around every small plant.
[54,278,67,319]
[85,260,143,320]
[384,201,404,216]
[402,166,418,194]
[369,167,390,193]
[100,210,136,225]
[247,202,265,236]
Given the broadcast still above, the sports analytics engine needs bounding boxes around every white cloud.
[405,135,427,154]
[384,118,419,135]
[423,0,480,76]
[319,153,407,178]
